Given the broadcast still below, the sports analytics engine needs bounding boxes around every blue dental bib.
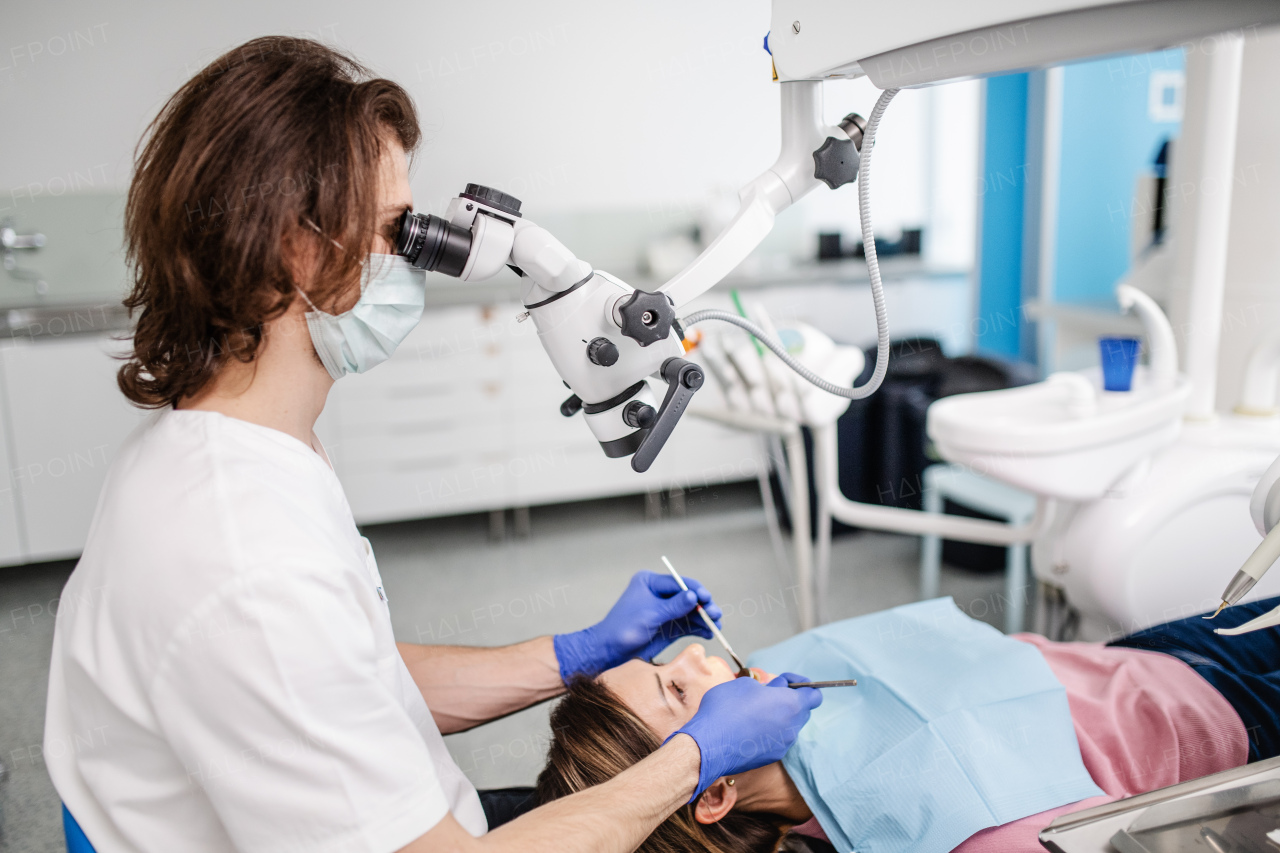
[748,598,1101,853]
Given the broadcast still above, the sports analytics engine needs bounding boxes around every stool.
[920,464,1037,633]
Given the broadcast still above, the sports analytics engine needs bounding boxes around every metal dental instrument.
[787,680,858,689]
[1208,520,1280,622]
[1207,454,1280,633]
[660,556,751,679]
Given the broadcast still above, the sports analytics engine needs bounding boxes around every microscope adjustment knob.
[560,394,583,417]
[623,401,658,430]
[586,337,620,367]
[617,290,676,347]
[812,135,860,190]
[461,183,523,218]
[839,112,867,151]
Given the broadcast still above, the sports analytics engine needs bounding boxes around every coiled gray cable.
[682,86,900,400]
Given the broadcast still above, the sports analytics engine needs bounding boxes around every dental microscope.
[392,97,880,473]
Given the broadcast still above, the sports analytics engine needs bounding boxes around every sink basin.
[926,367,1191,501]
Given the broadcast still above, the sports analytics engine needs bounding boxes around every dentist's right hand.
[664,673,822,801]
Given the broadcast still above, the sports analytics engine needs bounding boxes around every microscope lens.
[395,211,471,277]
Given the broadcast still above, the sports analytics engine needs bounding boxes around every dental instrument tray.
[1039,756,1280,852]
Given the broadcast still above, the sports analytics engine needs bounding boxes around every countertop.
[0,302,132,339]
[423,255,967,309]
[0,257,967,339]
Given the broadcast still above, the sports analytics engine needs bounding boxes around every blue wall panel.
[976,73,1029,358]
[1053,50,1184,304]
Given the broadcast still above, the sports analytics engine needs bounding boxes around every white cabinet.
[0,370,23,565]
[324,304,521,521]
[0,335,147,562]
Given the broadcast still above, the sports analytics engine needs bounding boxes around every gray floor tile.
[0,560,76,853]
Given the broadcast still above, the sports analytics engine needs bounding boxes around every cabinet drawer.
[338,380,508,429]
[1,336,148,561]
[337,417,505,466]
[341,453,513,523]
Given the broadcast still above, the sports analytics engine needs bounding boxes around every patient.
[534,596,1280,853]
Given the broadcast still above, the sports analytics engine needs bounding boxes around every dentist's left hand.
[553,571,723,682]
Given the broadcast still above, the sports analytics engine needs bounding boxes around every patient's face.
[600,643,776,740]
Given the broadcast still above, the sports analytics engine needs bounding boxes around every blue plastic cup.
[1099,337,1141,392]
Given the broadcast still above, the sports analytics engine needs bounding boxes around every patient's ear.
[694,778,739,824]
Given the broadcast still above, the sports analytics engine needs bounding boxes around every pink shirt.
[791,634,1248,852]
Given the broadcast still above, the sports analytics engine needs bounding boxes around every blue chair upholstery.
[63,804,97,853]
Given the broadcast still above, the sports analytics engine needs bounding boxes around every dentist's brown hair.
[119,36,419,407]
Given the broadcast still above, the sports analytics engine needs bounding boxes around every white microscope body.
[439,188,685,465]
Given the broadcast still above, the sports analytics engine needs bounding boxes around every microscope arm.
[658,80,862,309]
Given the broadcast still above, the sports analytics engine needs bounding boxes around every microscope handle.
[631,358,704,473]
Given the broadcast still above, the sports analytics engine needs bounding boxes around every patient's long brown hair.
[535,678,793,853]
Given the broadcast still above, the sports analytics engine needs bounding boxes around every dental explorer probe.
[660,556,751,679]
[1206,521,1280,619]
[786,680,858,689]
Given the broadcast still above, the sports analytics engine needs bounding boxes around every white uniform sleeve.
[149,567,448,853]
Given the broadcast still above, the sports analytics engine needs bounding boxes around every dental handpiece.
[660,556,751,678]
[1208,522,1280,619]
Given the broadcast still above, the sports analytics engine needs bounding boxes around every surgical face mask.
[296,253,427,380]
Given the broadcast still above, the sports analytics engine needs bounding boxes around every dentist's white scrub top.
[44,409,487,852]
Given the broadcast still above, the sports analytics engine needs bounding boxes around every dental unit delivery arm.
[1213,454,1280,635]
[394,0,1280,473]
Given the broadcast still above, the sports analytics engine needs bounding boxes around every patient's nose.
[675,643,716,675]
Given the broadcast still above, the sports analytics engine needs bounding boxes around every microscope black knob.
[812,136,860,190]
[623,401,658,429]
[461,183,523,217]
[839,112,867,151]
[586,337,620,367]
[560,394,583,417]
[617,290,676,347]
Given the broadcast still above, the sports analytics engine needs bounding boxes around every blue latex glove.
[553,571,723,682]
[664,673,823,801]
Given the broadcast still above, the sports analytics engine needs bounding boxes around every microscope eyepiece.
[394,210,472,277]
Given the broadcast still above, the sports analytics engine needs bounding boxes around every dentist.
[43,36,819,853]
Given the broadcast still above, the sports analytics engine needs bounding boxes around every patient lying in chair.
[535,596,1280,853]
